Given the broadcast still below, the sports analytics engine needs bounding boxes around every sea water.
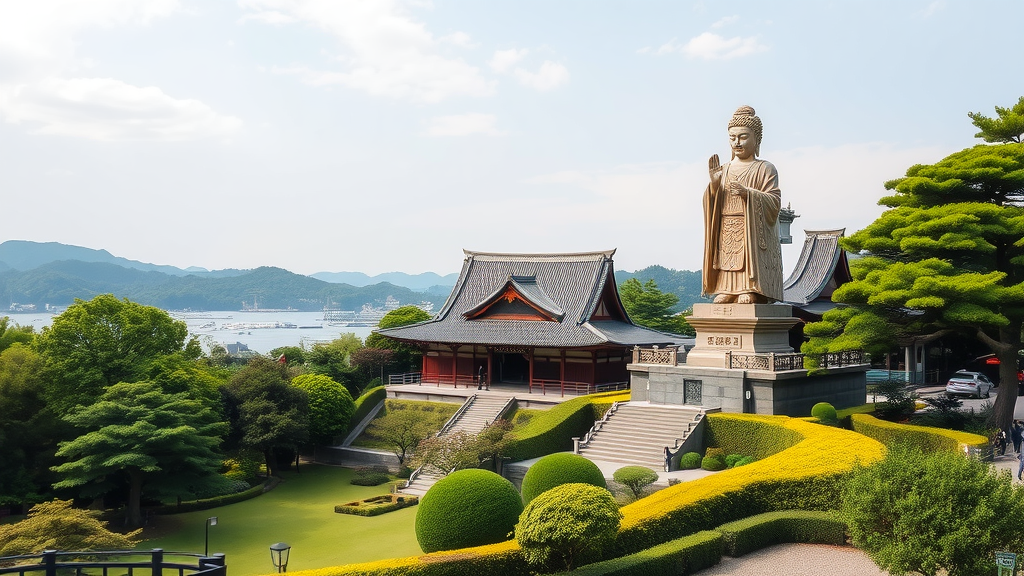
[2,310,376,354]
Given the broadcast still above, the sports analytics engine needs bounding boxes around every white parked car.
[945,371,993,399]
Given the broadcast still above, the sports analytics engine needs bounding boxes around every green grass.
[836,402,877,419]
[139,465,421,576]
[350,399,459,450]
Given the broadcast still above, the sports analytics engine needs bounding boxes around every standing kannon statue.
[702,105,784,304]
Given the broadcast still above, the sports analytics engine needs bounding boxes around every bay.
[2,310,375,354]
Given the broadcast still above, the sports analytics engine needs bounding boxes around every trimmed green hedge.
[415,469,524,553]
[715,510,846,557]
[506,391,629,462]
[521,453,607,504]
[703,414,802,460]
[154,478,278,514]
[335,494,418,517]
[850,413,988,454]
[347,385,387,436]
[556,531,722,576]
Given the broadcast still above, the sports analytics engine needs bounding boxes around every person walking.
[1018,448,1024,482]
[1012,420,1023,454]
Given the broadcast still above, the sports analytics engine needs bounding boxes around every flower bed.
[335,494,418,517]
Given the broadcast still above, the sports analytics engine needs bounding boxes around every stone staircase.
[577,402,705,470]
[400,395,515,497]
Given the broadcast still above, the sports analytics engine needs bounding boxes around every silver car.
[946,371,993,399]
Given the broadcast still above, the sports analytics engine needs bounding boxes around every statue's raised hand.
[708,154,722,193]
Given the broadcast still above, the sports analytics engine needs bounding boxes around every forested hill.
[615,265,709,312]
[0,262,438,311]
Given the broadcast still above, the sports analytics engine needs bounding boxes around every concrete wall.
[314,446,401,471]
[629,363,867,417]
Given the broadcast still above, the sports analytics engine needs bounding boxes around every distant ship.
[240,296,295,313]
[322,296,433,327]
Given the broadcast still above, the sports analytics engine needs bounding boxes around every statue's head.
[727,105,762,159]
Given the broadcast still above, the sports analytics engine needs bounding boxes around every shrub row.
[613,414,884,555]
[505,391,630,462]
[849,413,988,453]
[288,541,529,576]
[347,385,388,437]
[555,531,722,576]
[154,477,278,515]
[715,510,845,557]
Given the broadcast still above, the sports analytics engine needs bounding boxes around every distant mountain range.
[0,240,706,313]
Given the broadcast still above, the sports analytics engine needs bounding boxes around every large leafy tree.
[843,445,1024,576]
[365,306,432,373]
[0,316,35,353]
[619,278,694,336]
[0,344,62,506]
[804,99,1024,430]
[306,334,363,395]
[52,381,228,528]
[291,373,354,446]
[0,499,140,555]
[37,295,200,415]
[222,357,309,476]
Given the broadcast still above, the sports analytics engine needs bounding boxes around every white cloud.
[514,61,569,92]
[711,15,739,28]
[240,0,493,103]
[0,0,241,141]
[489,48,568,92]
[423,113,503,137]
[488,48,528,73]
[522,143,951,272]
[921,1,946,17]
[648,32,768,60]
[440,32,476,48]
[0,77,242,141]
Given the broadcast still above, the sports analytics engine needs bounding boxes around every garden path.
[694,543,887,575]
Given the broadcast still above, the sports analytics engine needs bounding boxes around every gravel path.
[693,543,887,576]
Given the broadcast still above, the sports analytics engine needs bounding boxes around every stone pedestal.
[685,303,800,368]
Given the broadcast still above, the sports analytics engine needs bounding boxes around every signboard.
[995,551,1016,576]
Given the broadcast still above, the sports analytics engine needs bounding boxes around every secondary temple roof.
[377,249,677,348]
[782,229,852,308]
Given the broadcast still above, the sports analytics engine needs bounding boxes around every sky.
[0,0,1022,278]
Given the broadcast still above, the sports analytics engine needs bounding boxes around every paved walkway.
[694,544,887,576]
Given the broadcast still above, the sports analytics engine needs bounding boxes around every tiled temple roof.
[378,250,677,348]
[783,229,851,307]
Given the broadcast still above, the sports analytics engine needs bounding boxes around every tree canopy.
[804,99,1024,430]
[291,373,354,445]
[0,499,140,556]
[968,96,1024,143]
[222,357,309,476]
[52,380,228,527]
[365,306,431,372]
[619,278,695,336]
[37,295,199,415]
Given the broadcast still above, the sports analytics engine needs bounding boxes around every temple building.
[376,250,679,395]
[781,229,852,348]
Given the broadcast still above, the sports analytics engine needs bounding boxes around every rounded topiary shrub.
[613,466,659,499]
[701,455,726,471]
[679,451,702,469]
[415,469,523,552]
[520,453,607,504]
[724,454,745,468]
[811,402,838,424]
[734,455,756,467]
[704,447,725,459]
[515,483,622,572]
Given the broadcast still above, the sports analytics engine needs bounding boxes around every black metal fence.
[0,549,226,576]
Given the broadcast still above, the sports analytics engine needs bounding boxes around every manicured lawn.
[139,465,421,576]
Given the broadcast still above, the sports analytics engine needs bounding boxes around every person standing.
[1011,420,1023,454]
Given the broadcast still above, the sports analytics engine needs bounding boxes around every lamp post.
[204,517,218,556]
[270,542,291,573]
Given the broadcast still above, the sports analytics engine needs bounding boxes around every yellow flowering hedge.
[280,413,883,576]
[850,413,988,453]
[613,414,884,555]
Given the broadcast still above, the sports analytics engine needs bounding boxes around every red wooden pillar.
[528,349,534,394]
[486,348,493,387]
[560,350,566,387]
